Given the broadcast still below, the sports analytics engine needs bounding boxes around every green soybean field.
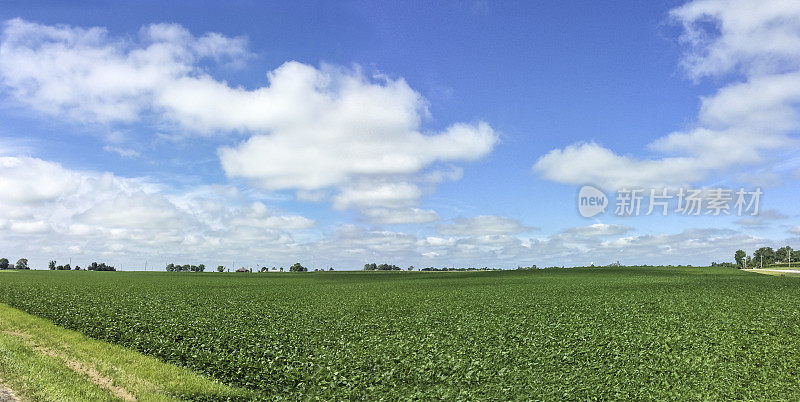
[1,267,799,399]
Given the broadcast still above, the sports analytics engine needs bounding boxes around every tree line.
[166,263,206,272]
[49,261,116,271]
[0,258,29,270]
[734,246,799,268]
[167,262,310,272]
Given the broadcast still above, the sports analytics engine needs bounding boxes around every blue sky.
[0,0,798,270]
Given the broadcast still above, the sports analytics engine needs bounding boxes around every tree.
[289,262,307,272]
[734,250,746,268]
[198,264,206,272]
[74,265,81,271]
[15,258,28,270]
[0,258,8,270]
[753,247,776,267]
[260,266,268,272]
[217,265,224,272]
[49,260,56,270]
[408,265,415,271]
[63,263,71,271]
[776,246,793,263]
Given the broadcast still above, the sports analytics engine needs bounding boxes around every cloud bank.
[533,0,800,189]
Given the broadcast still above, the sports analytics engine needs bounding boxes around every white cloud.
[103,145,140,158]
[436,215,532,236]
[561,223,633,237]
[533,142,703,189]
[789,225,800,235]
[361,208,440,224]
[0,155,315,268]
[734,208,788,227]
[0,18,248,124]
[0,156,79,203]
[0,19,497,224]
[9,220,50,234]
[533,0,800,189]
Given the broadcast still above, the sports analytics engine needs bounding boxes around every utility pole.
[144,260,148,271]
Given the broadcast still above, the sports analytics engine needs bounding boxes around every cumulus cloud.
[103,145,141,158]
[533,0,800,189]
[0,18,248,124]
[0,155,315,267]
[0,156,80,203]
[734,208,788,228]
[436,215,532,236]
[561,223,633,237]
[360,208,440,225]
[0,156,783,269]
[0,19,497,223]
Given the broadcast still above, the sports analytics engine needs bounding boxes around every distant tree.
[217,265,224,272]
[198,264,206,272]
[0,258,8,270]
[260,266,268,272]
[88,262,115,271]
[734,250,746,268]
[289,263,307,272]
[74,265,81,271]
[63,263,71,271]
[166,263,175,272]
[15,258,28,270]
[279,267,284,272]
[408,265,415,271]
[48,260,56,270]
[753,247,776,267]
[329,267,334,271]
[776,246,793,263]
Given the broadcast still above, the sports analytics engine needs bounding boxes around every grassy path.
[743,268,800,277]
[0,303,254,401]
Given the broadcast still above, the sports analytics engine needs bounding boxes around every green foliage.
[776,246,794,263]
[289,262,307,272]
[14,258,28,270]
[87,262,115,271]
[217,265,224,273]
[165,263,205,272]
[734,250,746,268]
[0,258,8,270]
[1,268,800,399]
[363,262,400,271]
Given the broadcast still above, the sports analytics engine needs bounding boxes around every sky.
[0,0,799,270]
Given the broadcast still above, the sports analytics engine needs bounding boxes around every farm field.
[1,267,799,399]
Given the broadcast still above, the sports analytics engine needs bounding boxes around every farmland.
[1,267,799,399]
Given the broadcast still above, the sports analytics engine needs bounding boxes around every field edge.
[0,302,255,401]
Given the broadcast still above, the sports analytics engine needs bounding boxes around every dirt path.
[0,383,18,402]
[743,268,800,275]
[2,330,136,401]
